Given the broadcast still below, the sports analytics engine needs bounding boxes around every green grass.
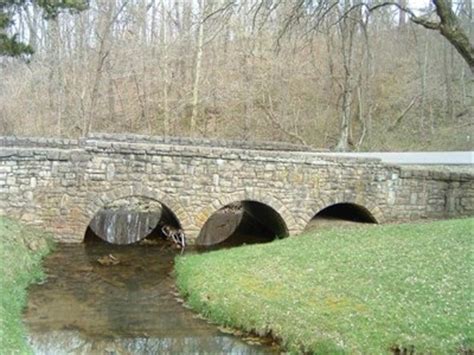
[175,218,474,354]
[0,217,53,354]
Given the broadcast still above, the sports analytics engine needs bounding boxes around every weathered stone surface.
[0,134,472,243]
[197,210,243,246]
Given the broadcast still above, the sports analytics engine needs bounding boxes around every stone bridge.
[0,134,472,244]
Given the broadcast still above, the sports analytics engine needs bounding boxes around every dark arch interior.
[196,200,289,249]
[316,203,377,222]
[84,197,182,245]
[305,202,377,232]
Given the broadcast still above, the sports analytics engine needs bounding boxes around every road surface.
[316,151,473,165]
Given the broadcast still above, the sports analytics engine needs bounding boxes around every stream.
[23,240,279,354]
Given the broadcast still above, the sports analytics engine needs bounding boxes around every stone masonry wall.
[0,135,472,243]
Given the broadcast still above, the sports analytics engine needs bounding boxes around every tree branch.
[367,0,473,73]
[257,98,309,146]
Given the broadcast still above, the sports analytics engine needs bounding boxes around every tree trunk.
[190,0,205,134]
[435,0,474,73]
[335,1,357,152]
[161,1,170,135]
[413,0,474,73]
[399,0,407,26]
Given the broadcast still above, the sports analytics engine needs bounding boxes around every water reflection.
[24,241,278,354]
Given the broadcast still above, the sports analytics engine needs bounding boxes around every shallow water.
[24,241,278,354]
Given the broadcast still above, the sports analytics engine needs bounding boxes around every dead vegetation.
[1,1,472,151]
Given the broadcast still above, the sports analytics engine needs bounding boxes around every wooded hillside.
[1,0,472,151]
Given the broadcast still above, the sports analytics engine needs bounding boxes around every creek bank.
[0,217,53,354]
[175,219,473,354]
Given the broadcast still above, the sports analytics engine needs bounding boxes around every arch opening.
[196,200,289,248]
[304,202,377,232]
[84,196,182,245]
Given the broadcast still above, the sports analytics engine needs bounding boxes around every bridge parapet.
[0,136,80,149]
[0,133,319,152]
[0,135,388,168]
[85,133,320,152]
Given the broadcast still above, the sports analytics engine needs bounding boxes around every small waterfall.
[89,198,163,244]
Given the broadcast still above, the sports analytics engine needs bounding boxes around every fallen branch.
[388,96,419,132]
[257,98,309,146]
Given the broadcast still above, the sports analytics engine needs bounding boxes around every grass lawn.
[175,218,474,354]
[0,217,53,354]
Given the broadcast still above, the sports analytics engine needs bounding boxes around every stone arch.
[193,190,298,236]
[195,193,292,247]
[299,195,384,234]
[79,184,192,239]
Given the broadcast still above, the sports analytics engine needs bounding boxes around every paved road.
[317,151,473,165]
